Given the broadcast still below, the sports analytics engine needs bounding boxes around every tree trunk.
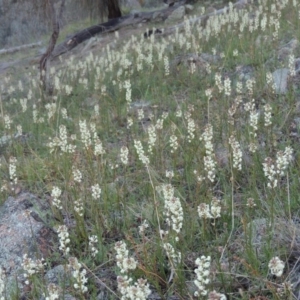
[40,0,65,92]
[107,0,122,19]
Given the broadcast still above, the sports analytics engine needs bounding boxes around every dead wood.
[40,0,65,92]
[0,42,42,56]
[50,0,188,59]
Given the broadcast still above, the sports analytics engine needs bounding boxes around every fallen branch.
[0,41,42,56]
[50,0,188,59]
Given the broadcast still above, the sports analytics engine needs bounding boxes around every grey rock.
[235,65,255,81]
[44,265,70,286]
[0,135,12,146]
[277,47,292,61]
[184,4,194,13]
[285,38,299,50]
[166,6,185,23]
[272,68,290,94]
[236,217,300,258]
[130,100,151,109]
[0,193,54,295]
[152,11,163,20]
[277,39,299,61]
[63,294,77,300]
[0,132,31,149]
[206,6,216,14]
[200,53,220,63]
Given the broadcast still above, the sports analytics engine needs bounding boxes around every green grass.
[1,0,300,299]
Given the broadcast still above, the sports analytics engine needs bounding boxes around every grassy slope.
[1,0,300,299]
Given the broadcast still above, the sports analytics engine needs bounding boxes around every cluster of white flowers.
[155,112,168,130]
[205,88,212,100]
[165,170,174,179]
[68,257,88,293]
[48,125,76,154]
[264,104,272,127]
[94,138,105,156]
[61,108,68,119]
[3,115,12,129]
[120,146,129,165]
[276,147,293,176]
[194,256,211,296]
[288,54,296,76]
[263,157,277,188]
[89,235,99,257]
[263,147,293,188]
[124,80,132,105]
[134,140,149,165]
[268,256,285,277]
[175,108,182,118]
[248,103,259,152]
[44,283,61,300]
[266,72,276,92]
[18,80,23,91]
[127,117,133,129]
[45,103,57,121]
[236,81,243,94]
[164,56,170,76]
[9,156,17,186]
[185,111,195,143]
[169,134,179,153]
[20,98,27,112]
[147,125,157,154]
[74,199,84,217]
[57,225,70,255]
[16,125,22,136]
[208,290,227,300]
[246,198,257,208]
[79,120,92,149]
[117,276,151,300]
[201,124,216,182]
[223,77,231,96]
[163,243,181,268]
[246,78,255,96]
[94,104,100,117]
[51,186,62,210]
[72,168,82,183]
[22,254,44,285]
[101,85,107,95]
[198,197,222,220]
[272,17,280,40]
[189,61,196,74]
[115,241,138,274]
[249,109,259,138]
[229,135,242,170]
[65,84,73,95]
[215,73,223,93]
[228,96,242,125]
[79,78,89,90]
[137,109,144,121]
[91,183,101,200]
[138,220,149,235]
[115,241,151,300]
[161,184,183,238]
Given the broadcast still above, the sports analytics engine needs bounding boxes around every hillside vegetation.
[1,0,300,299]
